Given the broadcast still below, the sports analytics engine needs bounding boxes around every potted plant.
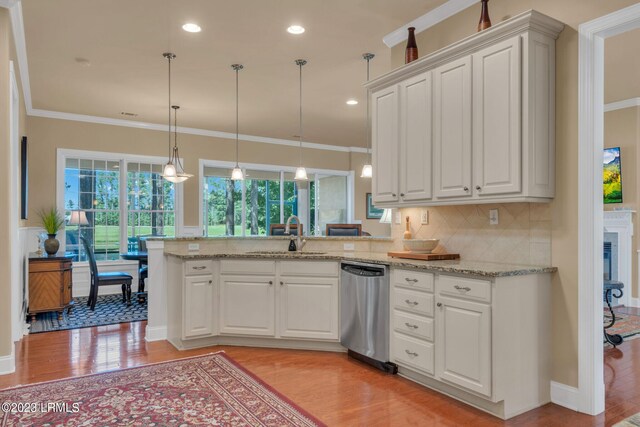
[38,207,64,255]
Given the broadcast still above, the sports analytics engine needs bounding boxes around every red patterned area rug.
[0,352,325,426]
[605,310,640,342]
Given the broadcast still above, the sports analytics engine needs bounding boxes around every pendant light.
[294,59,308,181]
[161,52,192,183]
[231,64,244,181]
[361,53,375,178]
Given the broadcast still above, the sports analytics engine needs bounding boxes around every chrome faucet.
[285,215,306,252]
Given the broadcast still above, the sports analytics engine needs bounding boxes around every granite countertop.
[150,236,393,242]
[163,250,557,278]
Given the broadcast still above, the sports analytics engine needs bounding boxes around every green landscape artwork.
[603,147,622,204]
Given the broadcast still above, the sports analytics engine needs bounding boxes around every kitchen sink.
[246,251,327,255]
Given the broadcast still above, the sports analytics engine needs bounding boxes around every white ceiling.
[21,0,445,147]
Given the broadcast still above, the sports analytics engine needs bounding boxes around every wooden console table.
[28,252,74,321]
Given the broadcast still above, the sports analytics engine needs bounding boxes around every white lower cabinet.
[279,276,339,340]
[219,275,276,336]
[435,294,491,397]
[184,275,216,338]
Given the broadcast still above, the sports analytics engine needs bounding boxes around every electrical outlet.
[421,210,429,225]
[188,243,200,251]
[489,209,499,225]
[394,211,402,224]
[343,243,355,251]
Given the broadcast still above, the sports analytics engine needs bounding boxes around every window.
[61,151,178,262]
[127,163,176,248]
[202,161,351,237]
[64,158,121,261]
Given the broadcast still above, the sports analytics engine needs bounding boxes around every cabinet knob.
[392,193,397,197]
[463,187,469,192]
[437,302,442,307]
[280,281,284,286]
[208,280,212,284]
[400,193,405,197]
[475,185,481,191]
[268,281,273,285]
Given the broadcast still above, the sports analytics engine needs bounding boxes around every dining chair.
[269,224,302,236]
[81,238,133,310]
[325,224,362,236]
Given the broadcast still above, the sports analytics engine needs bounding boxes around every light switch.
[489,209,499,225]
[421,210,429,225]
[344,243,355,251]
[188,243,200,251]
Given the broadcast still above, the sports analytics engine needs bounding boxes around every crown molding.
[29,109,369,154]
[0,0,17,9]
[383,0,479,48]
[604,97,640,112]
[3,1,32,112]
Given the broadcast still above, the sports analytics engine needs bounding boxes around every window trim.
[198,159,354,236]
[56,148,184,261]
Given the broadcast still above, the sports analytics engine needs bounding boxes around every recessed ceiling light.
[346,99,358,105]
[182,23,202,33]
[287,25,305,35]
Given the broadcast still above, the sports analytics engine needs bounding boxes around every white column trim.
[145,239,167,342]
[0,348,15,375]
[604,210,635,308]
[578,2,640,416]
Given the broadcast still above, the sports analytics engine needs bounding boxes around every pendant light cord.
[236,66,239,166]
[364,53,374,162]
[168,55,172,159]
[298,61,303,166]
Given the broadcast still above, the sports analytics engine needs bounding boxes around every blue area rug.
[28,294,147,333]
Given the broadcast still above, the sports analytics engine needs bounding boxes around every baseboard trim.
[145,326,167,342]
[0,350,15,375]
[550,381,579,411]
[629,297,640,308]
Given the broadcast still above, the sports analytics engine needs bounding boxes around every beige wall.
[351,152,391,236]
[604,108,639,298]
[25,116,387,234]
[390,0,640,388]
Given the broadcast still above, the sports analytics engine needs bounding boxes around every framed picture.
[603,147,622,204]
[20,136,28,219]
[366,193,383,219]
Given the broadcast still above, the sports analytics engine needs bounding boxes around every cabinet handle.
[463,187,469,192]
[454,285,471,292]
[437,302,442,307]
[405,349,419,357]
[404,322,418,329]
[268,281,273,285]
[192,266,207,270]
[404,299,418,306]
[404,278,418,283]
[475,185,481,191]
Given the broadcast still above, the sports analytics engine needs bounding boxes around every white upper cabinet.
[400,72,433,202]
[472,36,522,197]
[433,57,472,199]
[372,85,399,204]
[367,11,563,207]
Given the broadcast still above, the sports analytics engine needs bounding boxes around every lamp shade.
[379,208,393,224]
[162,162,176,178]
[68,210,89,226]
[294,166,308,181]
[231,166,244,181]
[360,164,372,178]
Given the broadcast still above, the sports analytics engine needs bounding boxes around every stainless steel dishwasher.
[340,261,397,373]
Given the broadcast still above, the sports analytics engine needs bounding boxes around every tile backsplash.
[391,203,551,266]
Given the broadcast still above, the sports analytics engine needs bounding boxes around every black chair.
[325,224,362,236]
[604,280,624,347]
[137,236,148,295]
[270,224,302,236]
[81,238,133,310]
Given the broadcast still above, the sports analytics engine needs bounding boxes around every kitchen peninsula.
[147,235,556,419]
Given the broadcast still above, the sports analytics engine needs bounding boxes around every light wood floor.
[0,321,638,426]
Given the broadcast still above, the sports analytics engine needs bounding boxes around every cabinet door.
[62,267,72,306]
[219,275,275,336]
[436,295,491,397]
[473,36,522,196]
[399,72,432,202]
[433,56,472,199]
[279,277,339,340]
[184,275,215,338]
[372,85,399,203]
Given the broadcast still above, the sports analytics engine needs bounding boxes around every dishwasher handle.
[341,264,385,277]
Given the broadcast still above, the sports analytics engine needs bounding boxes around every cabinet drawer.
[185,260,213,276]
[393,310,434,341]
[280,261,339,277]
[438,275,491,303]
[392,331,434,375]
[394,287,434,317]
[394,269,434,292]
[220,260,276,275]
